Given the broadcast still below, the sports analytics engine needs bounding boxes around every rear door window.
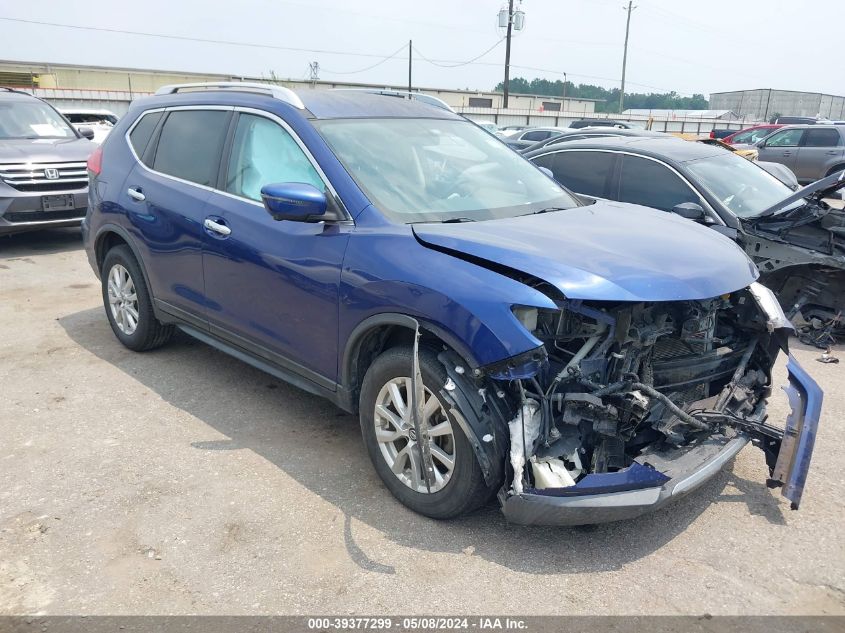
[522,130,553,142]
[545,150,615,197]
[152,110,229,187]
[618,155,699,212]
[802,128,841,147]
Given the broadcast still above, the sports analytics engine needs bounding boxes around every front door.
[201,111,352,386]
[757,128,804,173]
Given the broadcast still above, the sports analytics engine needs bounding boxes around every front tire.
[101,245,173,351]
[359,346,492,519]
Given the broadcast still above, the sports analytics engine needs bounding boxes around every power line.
[412,39,505,68]
[321,43,409,75]
[0,15,699,96]
[0,16,408,61]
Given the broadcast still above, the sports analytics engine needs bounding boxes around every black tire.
[359,346,492,519]
[826,164,845,178]
[101,245,173,351]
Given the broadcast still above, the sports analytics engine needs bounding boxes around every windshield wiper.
[524,206,569,216]
[441,217,477,223]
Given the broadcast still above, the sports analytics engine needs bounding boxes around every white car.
[60,109,118,144]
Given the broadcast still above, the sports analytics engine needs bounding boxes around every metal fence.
[458,107,762,134]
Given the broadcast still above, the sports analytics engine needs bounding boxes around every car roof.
[60,108,117,115]
[525,135,726,163]
[134,87,463,121]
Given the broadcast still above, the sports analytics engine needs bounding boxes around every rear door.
[795,127,844,182]
[757,128,804,172]
[531,149,617,198]
[121,107,232,324]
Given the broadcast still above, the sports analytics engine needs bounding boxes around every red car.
[722,124,783,145]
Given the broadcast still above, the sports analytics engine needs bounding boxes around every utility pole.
[619,1,636,113]
[498,1,524,109]
[561,71,567,114]
[503,0,515,109]
[408,40,412,95]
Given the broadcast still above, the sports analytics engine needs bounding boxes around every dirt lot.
[1,228,843,616]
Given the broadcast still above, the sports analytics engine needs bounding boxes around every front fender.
[339,227,557,373]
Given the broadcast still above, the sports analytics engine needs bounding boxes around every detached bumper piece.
[771,354,823,510]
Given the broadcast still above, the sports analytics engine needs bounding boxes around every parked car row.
[75,83,824,527]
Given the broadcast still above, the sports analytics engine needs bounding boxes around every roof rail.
[331,88,454,113]
[154,82,305,110]
[0,86,33,95]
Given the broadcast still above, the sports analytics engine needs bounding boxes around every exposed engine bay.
[498,287,790,500]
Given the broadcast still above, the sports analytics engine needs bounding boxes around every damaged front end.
[438,283,822,526]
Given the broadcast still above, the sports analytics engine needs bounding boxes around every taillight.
[709,130,716,139]
[87,146,103,176]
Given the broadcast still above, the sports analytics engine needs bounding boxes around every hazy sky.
[1,0,842,97]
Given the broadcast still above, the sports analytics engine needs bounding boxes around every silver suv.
[742,124,845,184]
[0,88,95,236]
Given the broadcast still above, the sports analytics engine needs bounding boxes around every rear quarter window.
[128,111,164,165]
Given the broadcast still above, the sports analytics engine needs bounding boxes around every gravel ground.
[1,228,843,616]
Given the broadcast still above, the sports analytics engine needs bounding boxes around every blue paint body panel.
[413,201,759,302]
[782,354,823,509]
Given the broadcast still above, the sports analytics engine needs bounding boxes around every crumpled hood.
[413,200,759,302]
[0,137,95,163]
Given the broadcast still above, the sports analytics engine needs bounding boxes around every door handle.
[825,150,838,155]
[204,218,231,237]
[782,151,792,156]
[127,187,145,202]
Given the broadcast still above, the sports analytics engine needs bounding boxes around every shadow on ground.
[59,306,788,575]
[0,228,83,260]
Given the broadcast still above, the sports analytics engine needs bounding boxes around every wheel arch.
[94,224,154,298]
[341,313,481,413]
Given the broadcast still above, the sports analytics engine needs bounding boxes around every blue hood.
[413,200,759,302]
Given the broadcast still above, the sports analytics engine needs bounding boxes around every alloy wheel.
[373,376,456,493]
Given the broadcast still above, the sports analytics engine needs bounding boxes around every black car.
[519,128,666,153]
[525,136,845,334]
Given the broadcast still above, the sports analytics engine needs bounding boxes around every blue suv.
[83,83,822,525]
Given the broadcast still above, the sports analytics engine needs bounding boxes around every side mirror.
[537,166,554,179]
[78,126,95,141]
[671,202,708,222]
[261,182,327,222]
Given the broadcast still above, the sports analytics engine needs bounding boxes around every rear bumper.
[502,436,748,526]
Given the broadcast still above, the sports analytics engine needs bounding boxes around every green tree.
[493,78,709,113]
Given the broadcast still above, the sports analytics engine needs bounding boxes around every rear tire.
[359,346,493,519]
[825,164,845,178]
[101,245,173,351]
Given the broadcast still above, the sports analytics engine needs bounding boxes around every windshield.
[684,152,802,218]
[0,100,77,139]
[314,118,577,223]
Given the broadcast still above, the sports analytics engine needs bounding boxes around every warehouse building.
[710,89,845,122]
[0,59,598,118]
